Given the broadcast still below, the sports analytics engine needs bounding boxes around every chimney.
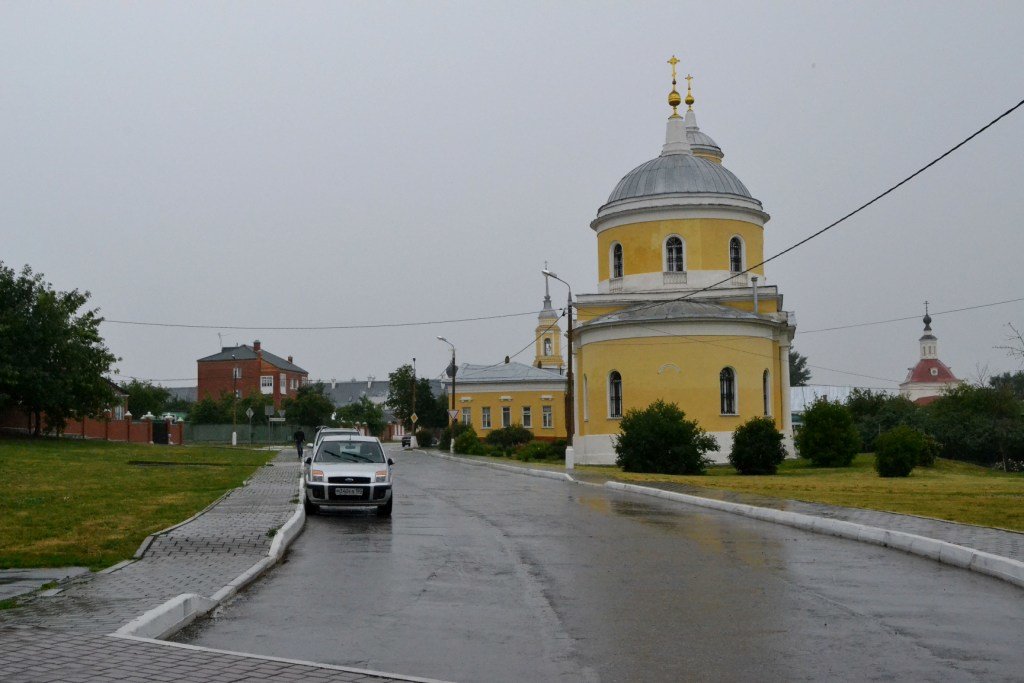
[253,339,261,352]
[288,355,293,363]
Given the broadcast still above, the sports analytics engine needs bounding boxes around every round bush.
[439,422,473,450]
[514,441,557,462]
[729,417,786,475]
[795,399,860,467]
[415,428,434,448]
[454,426,481,455]
[485,424,533,450]
[874,425,927,477]
[614,400,718,475]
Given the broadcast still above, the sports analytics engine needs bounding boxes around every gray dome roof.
[607,153,752,204]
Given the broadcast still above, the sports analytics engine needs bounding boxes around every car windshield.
[314,441,385,463]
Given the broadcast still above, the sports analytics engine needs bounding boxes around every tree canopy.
[120,379,171,419]
[0,262,118,435]
[336,396,386,437]
[282,382,335,429]
[788,348,811,386]
[386,364,447,429]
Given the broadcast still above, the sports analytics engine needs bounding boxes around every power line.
[800,296,1024,335]
[102,309,540,331]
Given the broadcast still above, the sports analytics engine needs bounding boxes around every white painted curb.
[425,449,573,481]
[606,481,1024,590]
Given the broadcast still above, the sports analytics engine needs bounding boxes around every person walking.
[293,428,306,459]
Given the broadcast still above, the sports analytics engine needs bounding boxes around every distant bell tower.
[535,267,565,372]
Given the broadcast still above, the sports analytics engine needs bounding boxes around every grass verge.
[0,436,273,570]
[578,455,1024,532]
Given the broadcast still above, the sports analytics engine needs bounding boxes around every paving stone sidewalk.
[0,449,407,683]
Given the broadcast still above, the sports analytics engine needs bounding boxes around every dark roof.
[197,345,307,374]
[324,379,444,408]
[166,386,197,403]
[905,359,958,384]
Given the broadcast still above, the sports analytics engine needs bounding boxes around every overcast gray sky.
[3,1,1023,390]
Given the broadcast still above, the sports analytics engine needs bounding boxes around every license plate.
[335,487,361,496]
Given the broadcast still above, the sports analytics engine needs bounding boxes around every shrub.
[415,428,434,448]
[454,426,481,455]
[924,385,1024,468]
[845,389,924,452]
[795,398,860,467]
[549,439,567,458]
[485,424,533,450]
[728,417,786,475]
[918,433,940,467]
[439,422,473,450]
[614,400,718,474]
[514,441,558,462]
[874,425,928,477]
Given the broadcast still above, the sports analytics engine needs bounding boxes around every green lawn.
[0,436,273,570]
[579,455,1024,532]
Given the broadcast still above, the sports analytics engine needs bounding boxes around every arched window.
[612,243,623,279]
[543,338,552,356]
[583,375,589,421]
[720,367,737,415]
[609,371,623,418]
[729,237,743,273]
[665,236,684,272]
[762,369,771,416]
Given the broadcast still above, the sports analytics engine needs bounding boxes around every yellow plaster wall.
[453,388,568,440]
[575,334,783,437]
[596,218,764,281]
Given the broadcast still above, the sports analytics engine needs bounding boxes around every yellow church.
[569,58,797,465]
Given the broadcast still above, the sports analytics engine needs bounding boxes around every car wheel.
[376,497,393,518]
[303,497,319,515]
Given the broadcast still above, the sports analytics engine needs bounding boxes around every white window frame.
[232,366,241,380]
[664,235,685,273]
[729,236,745,274]
[501,406,511,428]
[608,370,623,418]
[461,407,471,425]
[611,242,623,279]
[481,407,491,429]
[280,373,287,395]
[542,405,553,429]
[260,375,273,395]
[720,367,738,415]
[582,375,589,422]
[522,405,532,428]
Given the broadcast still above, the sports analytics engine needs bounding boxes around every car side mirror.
[306,442,313,448]
[304,457,312,465]
[387,458,394,466]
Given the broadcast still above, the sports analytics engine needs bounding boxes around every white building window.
[481,407,491,429]
[720,367,737,415]
[113,404,124,420]
[260,376,273,394]
[608,371,623,418]
[665,236,684,272]
[522,406,532,428]
[542,405,553,428]
[611,243,623,279]
[729,237,744,273]
[232,366,241,380]
[462,407,471,425]
[280,373,287,395]
[501,406,511,428]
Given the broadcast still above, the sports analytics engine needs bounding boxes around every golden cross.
[685,73,693,88]
[667,55,679,81]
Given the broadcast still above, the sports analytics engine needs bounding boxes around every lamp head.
[542,268,557,278]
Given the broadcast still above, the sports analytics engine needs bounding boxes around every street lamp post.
[437,336,456,454]
[231,354,238,447]
[542,268,575,470]
[410,357,418,448]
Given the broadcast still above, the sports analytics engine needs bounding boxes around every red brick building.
[197,340,309,410]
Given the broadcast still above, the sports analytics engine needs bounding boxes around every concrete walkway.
[0,450,416,683]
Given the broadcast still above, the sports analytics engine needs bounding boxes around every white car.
[304,435,394,517]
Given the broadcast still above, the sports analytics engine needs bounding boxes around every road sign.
[278,409,286,418]
[447,409,459,420]
[410,413,418,424]
[264,405,275,416]
[245,407,254,419]
[268,417,285,423]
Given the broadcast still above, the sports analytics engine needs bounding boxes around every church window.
[609,371,623,418]
[501,406,511,428]
[762,370,771,416]
[522,406,532,428]
[720,367,737,415]
[612,243,623,279]
[729,237,743,273]
[665,236,684,272]
[544,338,552,356]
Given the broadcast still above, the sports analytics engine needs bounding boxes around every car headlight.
[310,469,324,482]
[375,470,388,483]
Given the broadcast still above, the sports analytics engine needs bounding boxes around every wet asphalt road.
[175,447,1024,682]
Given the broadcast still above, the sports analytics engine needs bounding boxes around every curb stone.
[424,449,574,481]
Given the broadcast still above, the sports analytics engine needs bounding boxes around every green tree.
[844,388,923,451]
[385,364,417,427]
[188,396,230,424]
[795,398,860,467]
[989,371,1024,401]
[120,379,171,419]
[789,348,812,386]
[614,400,718,474]
[925,384,1024,469]
[336,396,386,438]
[282,382,336,429]
[0,262,118,435]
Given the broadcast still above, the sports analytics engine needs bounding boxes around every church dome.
[607,153,752,203]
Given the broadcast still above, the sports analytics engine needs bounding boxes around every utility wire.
[102,309,540,330]
[799,296,1024,335]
